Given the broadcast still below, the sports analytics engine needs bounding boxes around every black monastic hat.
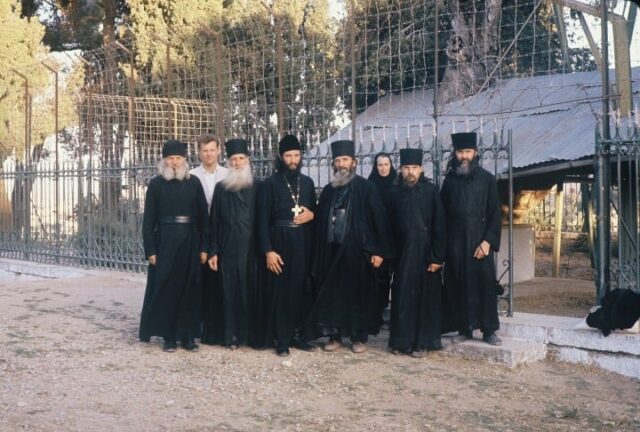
[451,132,477,151]
[225,138,249,158]
[162,139,187,158]
[331,140,355,159]
[399,148,423,166]
[279,135,301,155]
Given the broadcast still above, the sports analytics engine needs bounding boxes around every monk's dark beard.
[275,157,303,179]
[449,156,479,177]
[397,172,424,188]
[158,159,190,181]
[222,162,253,191]
[331,167,356,187]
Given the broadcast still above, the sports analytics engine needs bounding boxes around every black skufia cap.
[225,138,249,158]
[331,140,355,159]
[279,134,302,155]
[399,148,423,166]
[162,139,186,158]
[451,132,477,150]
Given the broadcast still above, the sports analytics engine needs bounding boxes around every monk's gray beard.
[403,175,418,187]
[158,159,190,181]
[455,160,472,176]
[223,162,253,191]
[331,167,356,187]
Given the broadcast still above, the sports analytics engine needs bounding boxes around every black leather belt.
[160,216,192,224]
[273,219,300,228]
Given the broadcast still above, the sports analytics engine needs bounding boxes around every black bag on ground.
[586,288,640,336]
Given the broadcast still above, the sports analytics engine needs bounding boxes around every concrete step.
[0,258,85,279]
[441,333,547,368]
[500,312,640,356]
[499,312,640,379]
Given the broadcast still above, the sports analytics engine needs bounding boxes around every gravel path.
[1,270,639,431]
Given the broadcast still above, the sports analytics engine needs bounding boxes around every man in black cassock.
[387,148,446,357]
[256,135,317,356]
[207,139,262,349]
[305,140,393,354]
[440,132,503,346]
[139,139,209,352]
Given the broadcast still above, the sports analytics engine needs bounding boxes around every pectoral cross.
[292,204,303,217]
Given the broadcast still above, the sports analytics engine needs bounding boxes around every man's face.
[198,140,220,167]
[376,156,391,177]
[164,155,186,170]
[401,165,422,186]
[333,156,356,172]
[281,150,301,171]
[455,149,476,166]
[228,153,249,170]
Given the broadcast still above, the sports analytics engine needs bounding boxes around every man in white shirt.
[190,134,229,210]
[190,134,228,345]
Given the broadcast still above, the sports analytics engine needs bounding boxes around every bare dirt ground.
[512,234,597,318]
[1,270,639,431]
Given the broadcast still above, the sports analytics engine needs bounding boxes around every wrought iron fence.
[595,122,640,297]
[525,182,588,233]
[0,129,514,313]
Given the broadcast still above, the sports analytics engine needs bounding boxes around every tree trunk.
[99,0,123,214]
[0,178,13,232]
[438,0,501,103]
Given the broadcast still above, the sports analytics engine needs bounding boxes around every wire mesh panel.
[2,0,621,317]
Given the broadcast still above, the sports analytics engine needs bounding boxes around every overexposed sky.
[565,1,640,67]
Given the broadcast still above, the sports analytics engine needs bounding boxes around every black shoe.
[452,330,473,344]
[276,346,290,357]
[291,337,314,352]
[163,340,177,352]
[411,349,427,358]
[182,339,199,352]
[390,347,412,356]
[482,333,503,346]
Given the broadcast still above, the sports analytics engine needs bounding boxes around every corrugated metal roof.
[316,68,640,175]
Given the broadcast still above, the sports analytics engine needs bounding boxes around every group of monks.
[139,131,503,357]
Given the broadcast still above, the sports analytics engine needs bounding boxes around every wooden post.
[552,182,564,277]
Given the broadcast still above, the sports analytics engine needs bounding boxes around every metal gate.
[595,127,640,298]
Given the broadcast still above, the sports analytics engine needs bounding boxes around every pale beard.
[330,167,356,187]
[158,159,190,181]
[455,160,472,176]
[222,162,253,191]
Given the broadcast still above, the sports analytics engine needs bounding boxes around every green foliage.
[0,0,49,160]
[126,0,340,139]
[20,0,129,50]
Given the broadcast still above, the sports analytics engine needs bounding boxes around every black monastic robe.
[305,175,393,342]
[139,175,209,342]
[256,172,317,347]
[388,178,446,351]
[206,181,265,347]
[440,166,502,334]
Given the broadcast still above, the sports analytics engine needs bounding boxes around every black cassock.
[206,182,266,347]
[256,172,317,348]
[387,178,446,351]
[139,175,209,342]
[305,175,393,342]
[440,166,502,334]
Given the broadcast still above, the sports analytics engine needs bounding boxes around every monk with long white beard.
[206,139,265,349]
[139,139,209,352]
